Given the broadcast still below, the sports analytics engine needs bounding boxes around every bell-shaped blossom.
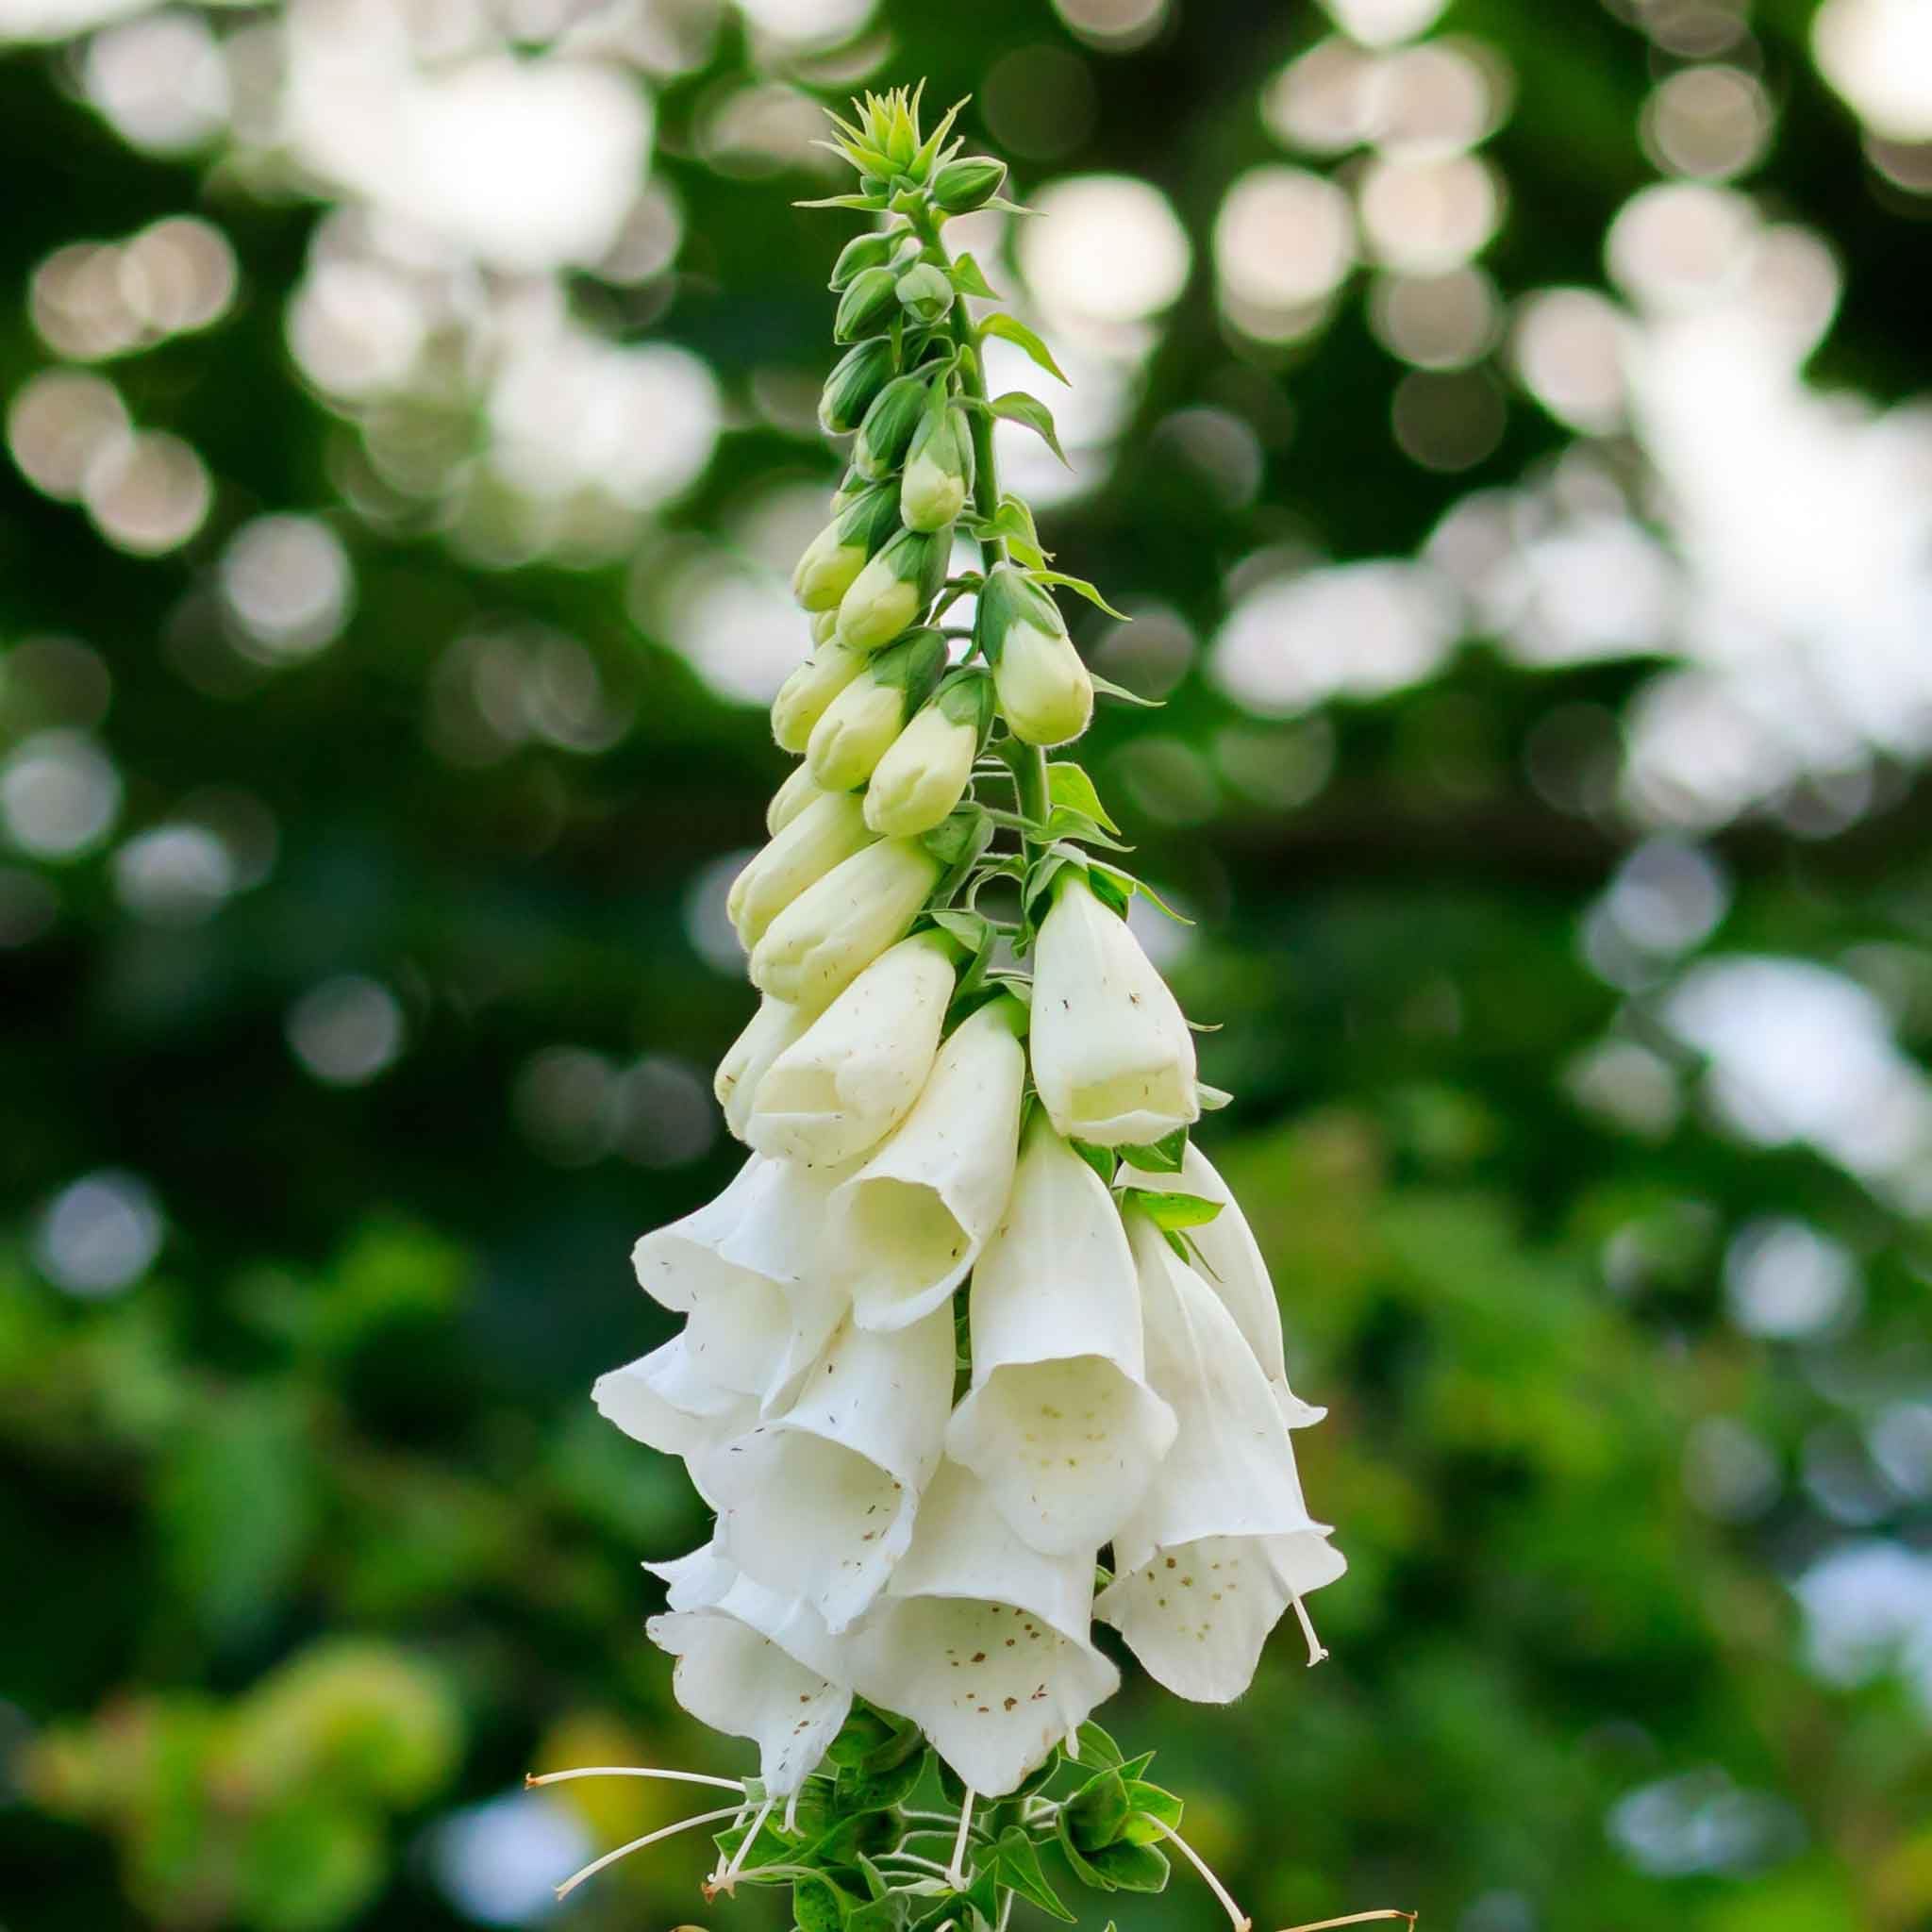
[708,1304,955,1633]
[863,674,990,839]
[807,630,945,792]
[745,932,954,1168]
[713,995,811,1143]
[1030,874,1199,1148]
[851,1458,1119,1797]
[1092,1211,1341,1703]
[945,1119,1176,1555]
[646,1546,854,1795]
[766,761,828,838]
[728,791,875,952]
[831,997,1026,1331]
[592,1337,758,1494]
[772,636,868,754]
[1119,1141,1325,1428]
[750,837,941,1011]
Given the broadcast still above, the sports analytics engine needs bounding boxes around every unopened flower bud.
[932,156,1008,214]
[834,265,898,342]
[728,789,876,950]
[895,262,954,326]
[828,229,898,291]
[818,337,897,436]
[899,405,974,533]
[837,526,952,651]
[852,373,935,482]
[791,482,901,611]
[976,562,1092,745]
[766,760,828,836]
[863,673,990,836]
[808,628,947,790]
[772,639,868,752]
[750,837,943,1009]
[713,993,810,1141]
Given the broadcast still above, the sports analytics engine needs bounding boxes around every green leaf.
[1030,569,1130,620]
[991,1827,1076,1922]
[1125,1126,1189,1174]
[1085,1840,1171,1892]
[835,1743,925,1813]
[927,907,991,955]
[1071,1141,1118,1186]
[948,253,1000,300]
[979,312,1069,383]
[1121,1188,1224,1233]
[991,392,1069,465]
[1046,761,1122,835]
[1089,670,1164,709]
[1121,1780,1186,1844]
[795,1873,860,1932]
[1066,1767,1131,1853]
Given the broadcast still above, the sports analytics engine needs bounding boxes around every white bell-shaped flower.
[851,1458,1119,1797]
[708,1303,955,1633]
[766,761,828,838]
[645,1547,854,1795]
[1119,1141,1326,1427]
[714,995,811,1143]
[1091,1211,1341,1703]
[831,998,1026,1332]
[728,791,875,952]
[945,1119,1176,1556]
[1029,874,1200,1148]
[750,838,942,1011]
[745,932,955,1168]
[592,1337,758,1495]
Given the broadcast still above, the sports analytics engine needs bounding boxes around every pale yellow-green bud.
[863,700,977,837]
[836,526,950,651]
[994,619,1094,746]
[766,760,828,836]
[791,484,900,611]
[749,837,943,1011]
[728,789,876,950]
[899,407,974,533]
[808,627,948,790]
[713,993,810,1142]
[772,641,867,752]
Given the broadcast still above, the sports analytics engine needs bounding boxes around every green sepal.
[1120,1781,1186,1846]
[922,803,992,875]
[796,192,891,211]
[1069,1720,1125,1770]
[989,1826,1075,1922]
[1121,1188,1224,1232]
[1019,843,1086,931]
[802,1807,899,1870]
[855,369,941,478]
[1092,862,1193,924]
[992,391,1069,466]
[1066,1767,1131,1854]
[947,252,1001,299]
[1030,568,1129,620]
[869,628,948,717]
[1085,865,1133,918]
[1071,1141,1118,1186]
[795,1871,862,1932]
[909,96,969,182]
[836,266,902,341]
[833,1744,926,1814]
[834,479,905,554]
[980,311,1069,382]
[1088,668,1162,708]
[826,1701,921,1770]
[1083,1840,1172,1892]
[1124,1124,1188,1174]
[821,337,901,436]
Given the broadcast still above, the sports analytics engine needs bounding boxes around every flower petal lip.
[1029,874,1200,1147]
[832,999,1026,1331]
[746,932,956,1167]
[945,1119,1177,1554]
[807,674,908,791]
[863,703,976,837]
[715,995,812,1143]
[849,1459,1119,1797]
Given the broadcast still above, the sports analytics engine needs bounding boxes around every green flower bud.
[829,229,898,291]
[818,337,897,436]
[976,562,1093,746]
[852,372,936,482]
[899,405,974,533]
[863,672,991,836]
[807,627,947,790]
[772,639,868,751]
[836,525,953,651]
[790,482,901,610]
[895,261,955,326]
[834,265,899,343]
[932,156,1008,214]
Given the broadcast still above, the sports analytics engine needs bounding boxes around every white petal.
[708,1307,955,1632]
[946,1124,1175,1554]
[852,1462,1117,1796]
[1112,1214,1318,1572]
[747,936,955,1167]
[592,1341,758,1501]
[834,1003,1025,1332]
[630,1155,778,1311]
[1093,1529,1345,1704]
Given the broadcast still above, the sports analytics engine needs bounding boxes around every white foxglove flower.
[745,932,955,1167]
[851,1458,1119,1797]
[750,838,941,1011]
[832,998,1026,1331]
[945,1119,1176,1555]
[1092,1211,1341,1703]
[714,995,811,1143]
[646,1548,853,1795]
[766,760,828,838]
[728,791,875,951]
[1030,874,1199,1148]
[592,1337,758,1493]
[708,1304,955,1633]
[1119,1141,1325,1427]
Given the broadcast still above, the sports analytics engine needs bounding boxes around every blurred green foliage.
[4,3,1931,1932]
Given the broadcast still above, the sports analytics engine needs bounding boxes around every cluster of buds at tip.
[562,83,1362,1932]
